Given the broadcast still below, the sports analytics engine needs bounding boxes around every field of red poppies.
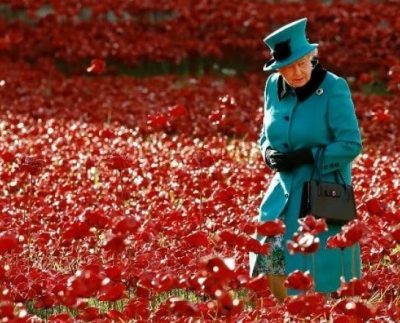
[0,1,399,322]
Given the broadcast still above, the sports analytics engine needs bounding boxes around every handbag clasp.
[324,189,341,198]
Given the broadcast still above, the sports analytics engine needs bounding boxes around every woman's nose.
[293,64,302,75]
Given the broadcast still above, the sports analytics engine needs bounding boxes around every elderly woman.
[249,18,363,301]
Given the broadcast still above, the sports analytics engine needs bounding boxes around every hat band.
[271,39,291,62]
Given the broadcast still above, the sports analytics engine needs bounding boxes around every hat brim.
[263,43,318,71]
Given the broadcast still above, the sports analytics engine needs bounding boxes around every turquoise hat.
[263,18,318,71]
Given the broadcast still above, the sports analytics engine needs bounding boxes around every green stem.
[340,248,346,281]
[303,255,308,295]
[106,107,112,125]
[119,169,125,207]
[351,245,356,296]
[199,169,203,232]
[311,254,316,288]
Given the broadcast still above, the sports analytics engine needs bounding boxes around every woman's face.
[277,55,313,88]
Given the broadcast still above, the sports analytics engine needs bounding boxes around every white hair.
[309,48,318,60]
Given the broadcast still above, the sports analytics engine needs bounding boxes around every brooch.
[316,88,324,95]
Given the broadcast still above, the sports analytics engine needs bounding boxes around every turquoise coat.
[249,69,363,295]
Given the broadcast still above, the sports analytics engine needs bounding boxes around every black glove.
[263,147,279,169]
[265,148,314,172]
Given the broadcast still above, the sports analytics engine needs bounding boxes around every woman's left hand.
[269,148,314,172]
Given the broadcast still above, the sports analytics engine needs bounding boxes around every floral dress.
[252,214,285,276]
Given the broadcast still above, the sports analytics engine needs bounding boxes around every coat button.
[284,116,289,121]
[285,193,289,198]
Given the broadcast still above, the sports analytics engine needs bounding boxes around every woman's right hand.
[265,147,314,172]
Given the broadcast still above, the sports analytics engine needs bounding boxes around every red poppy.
[104,266,122,282]
[327,220,366,250]
[284,292,326,318]
[284,270,314,291]
[240,222,257,235]
[342,220,365,246]
[0,151,16,163]
[212,187,236,202]
[18,156,46,176]
[68,269,102,298]
[298,215,327,235]
[219,95,237,110]
[102,233,127,253]
[104,153,132,171]
[112,216,140,234]
[216,290,243,317]
[0,232,19,254]
[85,157,96,169]
[81,209,109,228]
[0,31,22,49]
[106,309,124,321]
[147,113,169,128]
[123,298,150,320]
[168,104,189,118]
[61,221,91,241]
[48,313,74,322]
[326,234,349,250]
[337,277,372,298]
[97,282,127,302]
[357,73,373,86]
[185,231,209,248]
[287,232,320,255]
[218,230,237,245]
[191,151,215,168]
[154,273,180,293]
[245,238,270,255]
[246,275,270,297]
[76,307,100,321]
[200,256,235,276]
[365,198,384,214]
[257,219,286,237]
[332,299,375,321]
[168,297,199,317]
[0,301,14,320]
[86,58,106,74]
[390,225,400,243]
[208,109,225,124]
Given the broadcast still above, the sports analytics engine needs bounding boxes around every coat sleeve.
[258,74,274,164]
[311,77,363,174]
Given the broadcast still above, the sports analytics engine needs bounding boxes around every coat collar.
[277,59,327,102]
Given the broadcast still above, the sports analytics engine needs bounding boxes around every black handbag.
[299,147,357,225]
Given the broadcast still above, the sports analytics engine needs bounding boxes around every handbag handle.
[310,146,351,199]
[310,146,324,183]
